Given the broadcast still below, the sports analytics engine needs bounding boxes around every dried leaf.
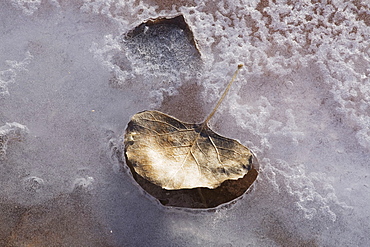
[125,110,253,190]
[124,65,258,197]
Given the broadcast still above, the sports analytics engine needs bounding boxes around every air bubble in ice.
[73,177,95,192]
[22,176,44,193]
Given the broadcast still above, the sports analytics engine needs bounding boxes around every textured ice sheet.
[0,122,28,159]
[0,52,32,97]
[1,0,370,246]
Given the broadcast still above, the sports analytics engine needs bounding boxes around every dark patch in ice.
[126,15,199,53]
[262,212,319,246]
[1,191,114,246]
[159,79,207,125]
[121,15,202,78]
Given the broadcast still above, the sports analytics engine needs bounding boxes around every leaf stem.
[203,64,243,125]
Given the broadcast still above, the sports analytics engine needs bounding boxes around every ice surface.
[0,122,29,159]
[0,52,32,97]
[1,0,370,246]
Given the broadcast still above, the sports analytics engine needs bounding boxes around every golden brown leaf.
[124,110,254,190]
[123,64,258,197]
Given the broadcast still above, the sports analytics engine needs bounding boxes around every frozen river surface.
[1,0,370,246]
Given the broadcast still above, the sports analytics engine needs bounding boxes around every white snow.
[1,0,369,246]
